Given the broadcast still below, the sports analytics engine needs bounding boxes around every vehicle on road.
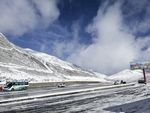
[114,80,120,85]
[58,83,65,88]
[120,80,126,84]
[3,80,29,91]
[114,80,126,85]
[138,79,145,84]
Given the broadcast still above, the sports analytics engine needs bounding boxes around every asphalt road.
[0,83,145,113]
[0,82,110,100]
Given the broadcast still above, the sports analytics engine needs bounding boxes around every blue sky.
[0,0,150,74]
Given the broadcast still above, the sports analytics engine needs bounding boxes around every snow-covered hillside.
[0,33,107,83]
[108,69,143,82]
[0,33,145,83]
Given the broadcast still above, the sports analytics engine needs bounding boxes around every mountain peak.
[0,32,5,37]
[0,34,107,82]
[0,33,12,49]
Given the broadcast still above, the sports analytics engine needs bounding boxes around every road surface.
[0,83,150,113]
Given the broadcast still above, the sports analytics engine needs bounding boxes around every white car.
[114,80,120,85]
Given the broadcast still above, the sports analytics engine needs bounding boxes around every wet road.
[0,83,144,113]
[0,83,110,100]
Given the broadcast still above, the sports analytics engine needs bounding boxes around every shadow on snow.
[104,98,150,113]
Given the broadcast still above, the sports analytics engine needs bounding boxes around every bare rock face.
[0,33,106,82]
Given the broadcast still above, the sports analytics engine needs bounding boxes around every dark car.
[114,80,126,85]
[58,83,65,88]
[120,80,126,84]
[138,80,145,84]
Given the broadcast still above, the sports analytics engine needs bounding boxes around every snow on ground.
[0,71,107,83]
[22,49,110,83]
[93,72,111,83]
[25,48,75,71]
[94,72,107,78]
[0,33,109,83]
[96,85,150,113]
[101,84,150,113]
[1,33,147,84]
[108,69,143,82]
[64,75,108,82]
[60,84,150,113]
[0,62,107,83]
[1,82,150,113]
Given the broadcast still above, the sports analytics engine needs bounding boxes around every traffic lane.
[0,82,111,99]
[0,82,131,101]
[0,82,111,100]
[0,84,143,113]
[0,83,136,105]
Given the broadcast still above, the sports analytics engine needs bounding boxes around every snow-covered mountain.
[0,33,107,83]
[108,69,144,82]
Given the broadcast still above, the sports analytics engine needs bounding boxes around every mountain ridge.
[0,33,107,83]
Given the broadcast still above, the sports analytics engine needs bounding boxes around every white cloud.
[0,0,59,36]
[123,0,150,34]
[52,22,83,59]
[67,2,150,75]
[136,5,150,34]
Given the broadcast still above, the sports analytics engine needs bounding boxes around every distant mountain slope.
[0,33,107,83]
[108,69,143,82]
